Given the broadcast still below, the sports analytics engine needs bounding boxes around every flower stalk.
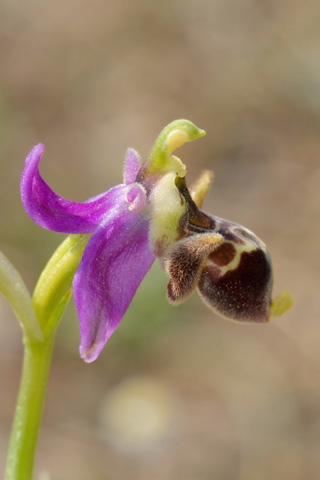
[3,234,89,480]
[4,336,55,480]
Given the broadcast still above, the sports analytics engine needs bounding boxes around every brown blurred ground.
[1,0,320,478]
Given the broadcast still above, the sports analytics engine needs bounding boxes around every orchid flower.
[21,120,292,362]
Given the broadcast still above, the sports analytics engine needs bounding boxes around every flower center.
[126,184,147,212]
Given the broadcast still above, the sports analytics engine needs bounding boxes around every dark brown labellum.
[198,249,272,322]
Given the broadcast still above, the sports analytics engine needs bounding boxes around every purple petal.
[21,144,126,233]
[123,148,140,185]
[74,201,155,362]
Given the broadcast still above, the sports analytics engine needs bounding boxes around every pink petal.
[123,148,140,185]
[21,144,125,233]
[74,200,154,362]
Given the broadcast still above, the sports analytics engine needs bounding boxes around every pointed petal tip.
[25,143,45,164]
[126,147,139,157]
[79,342,103,363]
[190,170,214,208]
[32,142,45,152]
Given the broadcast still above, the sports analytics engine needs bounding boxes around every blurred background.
[1,0,320,478]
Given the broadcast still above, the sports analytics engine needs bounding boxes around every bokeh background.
[1,0,320,478]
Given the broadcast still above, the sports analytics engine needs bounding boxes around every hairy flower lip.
[157,173,275,323]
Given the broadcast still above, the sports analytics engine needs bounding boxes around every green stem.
[4,336,55,480]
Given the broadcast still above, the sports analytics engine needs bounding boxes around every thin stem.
[4,234,89,479]
[4,336,55,480]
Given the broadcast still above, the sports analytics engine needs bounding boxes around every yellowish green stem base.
[5,336,55,480]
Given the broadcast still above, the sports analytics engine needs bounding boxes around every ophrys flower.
[21,120,293,362]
